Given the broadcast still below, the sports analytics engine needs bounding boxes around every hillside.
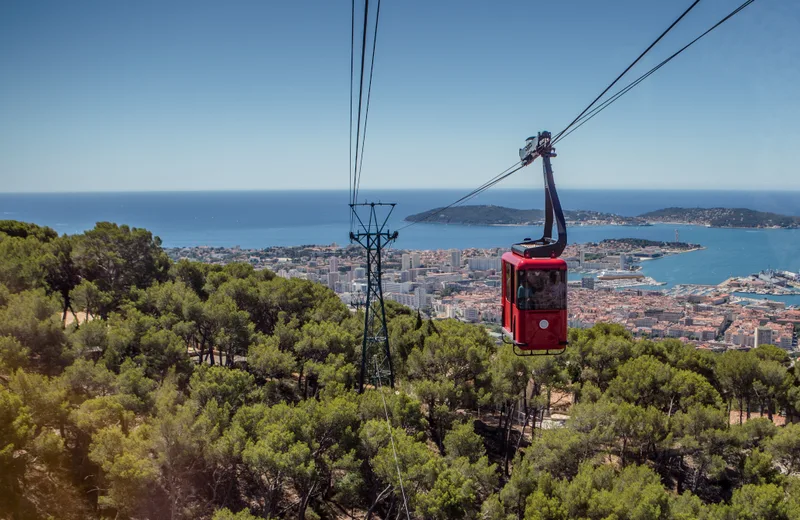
[640,207,800,228]
[1,219,800,519]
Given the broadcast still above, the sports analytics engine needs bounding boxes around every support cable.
[552,0,702,142]
[354,0,382,206]
[349,0,356,229]
[375,358,411,520]
[352,0,371,206]
[397,161,522,231]
[400,0,757,232]
[553,0,757,145]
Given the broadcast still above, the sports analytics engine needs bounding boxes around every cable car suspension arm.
[513,131,567,259]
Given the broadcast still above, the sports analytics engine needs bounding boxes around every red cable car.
[501,131,568,355]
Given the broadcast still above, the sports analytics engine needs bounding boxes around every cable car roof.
[501,252,567,269]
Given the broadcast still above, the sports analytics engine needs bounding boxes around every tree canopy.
[1,219,799,520]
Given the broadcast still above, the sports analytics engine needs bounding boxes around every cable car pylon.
[350,202,398,393]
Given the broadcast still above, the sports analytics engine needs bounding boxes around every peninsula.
[405,205,800,229]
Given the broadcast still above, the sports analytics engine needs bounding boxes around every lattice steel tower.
[350,202,397,393]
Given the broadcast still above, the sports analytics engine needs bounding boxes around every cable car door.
[502,260,513,333]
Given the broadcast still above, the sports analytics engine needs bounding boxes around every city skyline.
[2,1,799,192]
[166,241,800,352]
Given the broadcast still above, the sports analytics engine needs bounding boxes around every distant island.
[405,205,800,229]
[640,207,800,228]
[598,238,702,251]
[404,205,647,226]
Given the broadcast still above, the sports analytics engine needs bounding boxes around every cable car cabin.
[501,252,567,352]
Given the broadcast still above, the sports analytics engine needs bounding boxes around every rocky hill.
[404,205,646,226]
[640,207,800,228]
[405,205,800,228]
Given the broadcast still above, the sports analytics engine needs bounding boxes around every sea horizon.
[4,187,800,195]
[3,189,800,305]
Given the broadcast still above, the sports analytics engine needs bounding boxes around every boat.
[597,270,645,281]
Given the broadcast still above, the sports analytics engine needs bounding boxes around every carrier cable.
[396,161,522,231]
[553,0,757,145]
[354,0,382,206]
[552,0,701,142]
[399,0,757,232]
[352,0,371,206]
[349,0,356,228]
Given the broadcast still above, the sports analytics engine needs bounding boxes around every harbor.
[718,270,800,297]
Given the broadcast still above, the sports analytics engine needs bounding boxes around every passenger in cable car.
[517,269,566,311]
[546,270,566,308]
[517,271,536,305]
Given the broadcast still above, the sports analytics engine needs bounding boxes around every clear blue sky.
[1,0,798,192]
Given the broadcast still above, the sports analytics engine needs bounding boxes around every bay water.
[2,189,799,305]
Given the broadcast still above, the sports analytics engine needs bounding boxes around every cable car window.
[504,262,512,302]
[516,269,566,311]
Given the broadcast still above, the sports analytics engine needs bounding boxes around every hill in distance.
[404,205,646,226]
[405,205,800,228]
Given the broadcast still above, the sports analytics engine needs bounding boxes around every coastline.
[645,220,798,230]
[405,218,799,230]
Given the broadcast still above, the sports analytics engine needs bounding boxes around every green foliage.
[0,220,58,241]
[248,334,297,379]
[0,234,47,292]
[1,220,800,519]
[443,421,486,462]
[766,423,800,475]
[726,483,796,520]
[88,425,161,516]
[73,222,170,314]
[0,335,29,372]
[190,364,254,413]
[0,386,34,476]
[0,289,68,373]
[212,508,262,520]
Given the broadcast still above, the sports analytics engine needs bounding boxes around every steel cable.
[553,0,757,145]
[354,0,382,206]
[552,0,702,142]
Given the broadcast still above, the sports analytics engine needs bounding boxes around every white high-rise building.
[327,272,338,289]
[414,286,428,309]
[401,254,411,271]
[354,267,366,279]
[755,326,773,346]
[449,249,462,267]
[383,281,411,294]
[329,256,339,272]
[386,293,416,308]
[468,256,501,271]
[411,253,421,269]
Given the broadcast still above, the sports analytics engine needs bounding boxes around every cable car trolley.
[501,131,568,355]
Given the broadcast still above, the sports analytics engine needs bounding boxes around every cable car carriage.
[502,131,568,355]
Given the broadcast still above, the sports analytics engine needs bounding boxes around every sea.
[2,189,800,306]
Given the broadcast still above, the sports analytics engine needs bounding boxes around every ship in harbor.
[597,270,645,281]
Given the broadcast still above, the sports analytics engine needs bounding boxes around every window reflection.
[516,269,566,311]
